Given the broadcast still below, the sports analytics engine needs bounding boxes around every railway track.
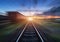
[16,23,44,42]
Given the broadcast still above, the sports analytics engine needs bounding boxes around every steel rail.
[16,23,28,42]
[32,23,44,42]
[16,22,44,42]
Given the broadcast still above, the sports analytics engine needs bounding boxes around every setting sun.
[27,17,33,21]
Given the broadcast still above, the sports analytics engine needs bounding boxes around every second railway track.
[16,22,44,42]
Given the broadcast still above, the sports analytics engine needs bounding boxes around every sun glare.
[27,17,33,21]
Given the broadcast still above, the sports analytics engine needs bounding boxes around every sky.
[0,0,60,16]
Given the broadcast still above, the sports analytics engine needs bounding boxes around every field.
[38,19,60,42]
[0,21,26,41]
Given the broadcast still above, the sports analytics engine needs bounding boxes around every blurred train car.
[7,11,26,23]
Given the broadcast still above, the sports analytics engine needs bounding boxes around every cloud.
[48,0,60,7]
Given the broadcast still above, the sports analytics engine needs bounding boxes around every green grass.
[38,20,60,41]
[0,21,27,42]
[0,23,24,36]
[50,34,60,42]
[40,21,60,28]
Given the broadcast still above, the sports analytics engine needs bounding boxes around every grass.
[0,21,27,42]
[50,34,60,42]
[40,21,60,28]
[38,20,60,42]
[0,23,24,36]
[0,22,25,39]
